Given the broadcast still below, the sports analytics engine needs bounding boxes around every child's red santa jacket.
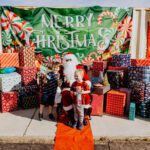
[70,81,91,108]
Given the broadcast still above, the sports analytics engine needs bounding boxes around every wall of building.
[130,8,150,58]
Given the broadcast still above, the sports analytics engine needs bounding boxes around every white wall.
[130,8,150,58]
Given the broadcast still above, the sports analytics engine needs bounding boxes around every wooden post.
[138,9,147,58]
[130,9,138,59]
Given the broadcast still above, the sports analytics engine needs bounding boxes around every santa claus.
[61,52,92,126]
[62,52,91,87]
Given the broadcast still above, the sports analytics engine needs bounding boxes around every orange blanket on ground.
[54,118,94,150]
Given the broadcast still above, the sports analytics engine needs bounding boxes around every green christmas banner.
[0,6,133,62]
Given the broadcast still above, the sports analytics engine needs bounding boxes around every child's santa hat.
[76,65,91,88]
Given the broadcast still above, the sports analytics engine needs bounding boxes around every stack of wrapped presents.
[90,54,150,120]
[0,50,150,120]
[0,47,39,112]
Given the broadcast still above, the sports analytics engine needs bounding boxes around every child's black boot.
[38,113,43,121]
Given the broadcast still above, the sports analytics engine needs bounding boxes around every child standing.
[37,64,58,121]
[71,69,91,130]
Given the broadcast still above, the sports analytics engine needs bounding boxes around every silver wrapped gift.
[0,72,21,92]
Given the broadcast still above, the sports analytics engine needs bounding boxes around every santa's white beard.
[63,62,76,86]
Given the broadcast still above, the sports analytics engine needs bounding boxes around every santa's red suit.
[61,53,91,111]
[61,81,73,111]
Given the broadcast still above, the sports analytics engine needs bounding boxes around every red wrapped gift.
[91,94,103,116]
[0,92,18,112]
[16,46,35,67]
[106,90,126,116]
[131,59,150,66]
[92,61,104,71]
[92,61,107,77]
[0,53,19,68]
[18,67,37,86]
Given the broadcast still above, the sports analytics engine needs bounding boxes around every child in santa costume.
[61,52,92,127]
[71,69,91,130]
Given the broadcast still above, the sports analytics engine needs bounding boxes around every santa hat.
[62,52,73,58]
[63,52,79,65]
[66,52,73,55]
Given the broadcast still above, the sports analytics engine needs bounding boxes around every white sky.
[0,0,150,8]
